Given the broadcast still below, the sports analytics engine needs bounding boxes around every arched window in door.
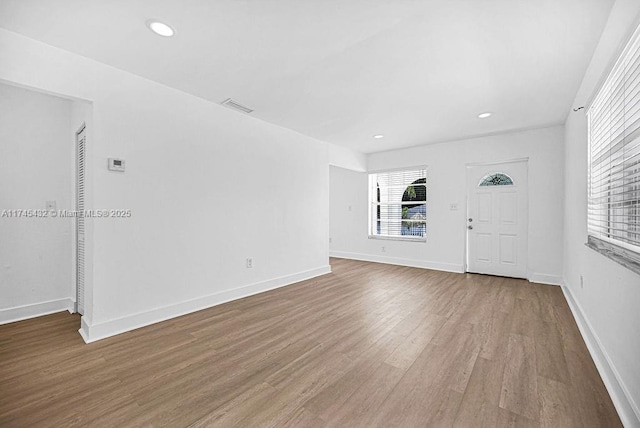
[479,173,514,187]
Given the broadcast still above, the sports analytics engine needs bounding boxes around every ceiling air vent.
[221,98,254,114]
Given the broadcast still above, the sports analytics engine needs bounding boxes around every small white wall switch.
[450,203,459,211]
[108,158,125,172]
[45,201,56,210]
[381,246,386,252]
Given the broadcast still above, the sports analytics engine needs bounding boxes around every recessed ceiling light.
[478,112,492,119]
[373,134,385,139]
[147,20,175,37]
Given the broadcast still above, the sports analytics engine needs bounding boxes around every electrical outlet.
[450,203,458,211]
[580,275,584,289]
[381,246,386,252]
[246,258,253,268]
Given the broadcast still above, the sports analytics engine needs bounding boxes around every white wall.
[0,82,74,322]
[563,0,640,425]
[330,126,565,282]
[0,29,330,341]
[328,143,367,172]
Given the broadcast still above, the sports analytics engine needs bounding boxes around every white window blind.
[587,23,640,269]
[369,168,427,240]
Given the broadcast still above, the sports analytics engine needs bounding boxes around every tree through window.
[402,178,426,236]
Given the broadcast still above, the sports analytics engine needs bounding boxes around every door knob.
[468,225,473,230]
[468,218,473,222]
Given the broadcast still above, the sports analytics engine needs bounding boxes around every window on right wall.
[587,23,640,274]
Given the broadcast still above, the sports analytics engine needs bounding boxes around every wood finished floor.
[0,258,621,427]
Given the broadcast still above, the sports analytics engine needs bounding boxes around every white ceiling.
[0,0,614,153]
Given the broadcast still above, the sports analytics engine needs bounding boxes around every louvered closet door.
[76,126,86,315]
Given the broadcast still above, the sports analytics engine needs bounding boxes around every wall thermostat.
[108,158,125,172]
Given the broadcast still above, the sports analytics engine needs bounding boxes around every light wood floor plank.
[500,333,539,421]
[533,319,570,384]
[384,313,446,370]
[537,375,579,428]
[324,362,405,428]
[454,357,504,427]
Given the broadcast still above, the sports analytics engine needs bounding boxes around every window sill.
[368,235,426,243]
[585,240,640,276]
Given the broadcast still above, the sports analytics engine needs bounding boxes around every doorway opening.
[0,81,91,331]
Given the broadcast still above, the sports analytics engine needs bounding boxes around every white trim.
[330,250,464,273]
[78,265,331,343]
[561,280,640,427]
[78,317,90,343]
[367,164,429,174]
[368,235,426,243]
[466,157,529,167]
[0,298,75,325]
[528,273,562,286]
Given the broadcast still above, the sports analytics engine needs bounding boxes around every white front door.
[466,160,528,278]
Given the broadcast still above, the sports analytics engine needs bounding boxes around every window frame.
[586,22,640,275]
[368,167,427,243]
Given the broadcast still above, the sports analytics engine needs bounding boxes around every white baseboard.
[528,272,563,286]
[561,281,640,428]
[329,251,464,273]
[78,317,90,343]
[0,298,74,325]
[79,265,331,343]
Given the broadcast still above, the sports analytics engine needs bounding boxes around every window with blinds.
[369,168,427,240]
[587,23,640,271]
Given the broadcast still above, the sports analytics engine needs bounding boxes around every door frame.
[464,157,529,278]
